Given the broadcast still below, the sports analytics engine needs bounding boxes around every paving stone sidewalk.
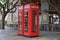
[0,29,60,40]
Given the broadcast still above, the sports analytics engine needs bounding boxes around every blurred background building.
[0,0,60,31]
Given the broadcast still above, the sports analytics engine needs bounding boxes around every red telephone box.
[24,4,40,37]
[18,6,24,35]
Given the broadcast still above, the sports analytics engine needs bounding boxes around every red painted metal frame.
[18,6,24,35]
[24,3,40,37]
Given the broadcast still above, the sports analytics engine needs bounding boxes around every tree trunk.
[2,13,5,29]
[2,7,5,29]
[2,7,7,29]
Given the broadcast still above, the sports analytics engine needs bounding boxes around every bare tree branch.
[9,7,16,13]
[47,0,59,11]
[9,0,19,10]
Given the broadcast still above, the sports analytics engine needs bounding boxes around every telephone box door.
[24,4,40,37]
[18,6,24,35]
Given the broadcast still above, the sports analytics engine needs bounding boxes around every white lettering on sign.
[25,5,30,8]
[19,7,23,9]
[31,6,38,8]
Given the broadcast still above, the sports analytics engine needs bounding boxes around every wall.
[41,0,49,24]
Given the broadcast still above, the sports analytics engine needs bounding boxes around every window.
[24,10,28,32]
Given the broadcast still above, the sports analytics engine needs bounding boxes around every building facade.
[4,0,60,31]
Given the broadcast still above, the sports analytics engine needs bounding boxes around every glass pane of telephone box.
[19,12,22,31]
[32,10,37,32]
[24,11,28,32]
